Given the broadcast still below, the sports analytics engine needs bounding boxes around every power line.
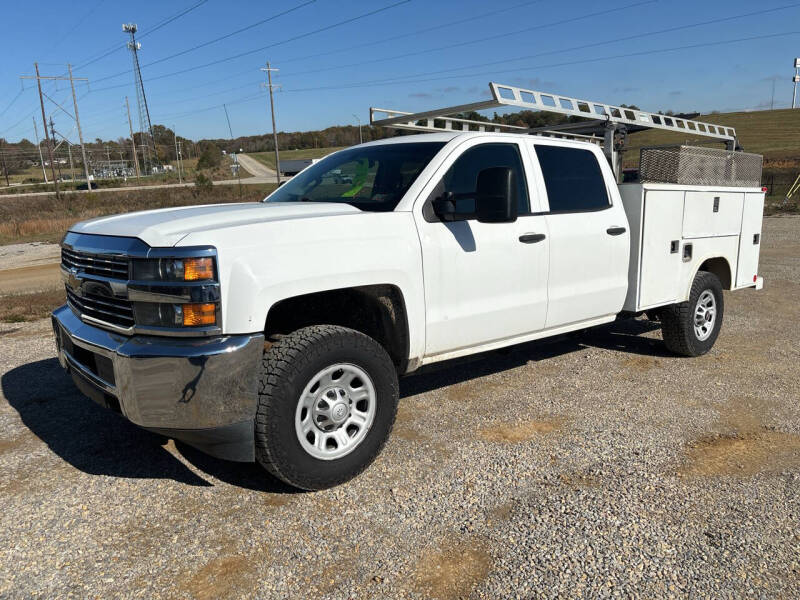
[283,30,800,93]
[67,0,568,107]
[0,89,26,120]
[138,0,209,40]
[278,0,548,66]
[42,0,106,59]
[71,0,547,99]
[136,29,800,127]
[142,0,317,70]
[90,0,412,85]
[0,83,65,138]
[281,1,800,84]
[280,0,658,80]
[94,0,644,115]
[72,0,209,72]
[83,0,800,112]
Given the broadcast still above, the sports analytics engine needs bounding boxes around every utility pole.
[172,126,182,184]
[353,113,363,144]
[177,140,184,180]
[260,61,281,184]
[0,140,9,186]
[223,103,242,199]
[32,117,47,183]
[105,145,111,175]
[22,64,90,191]
[770,77,776,110]
[793,58,800,109]
[67,64,91,191]
[49,117,64,183]
[125,97,140,179]
[67,143,74,181]
[30,63,60,197]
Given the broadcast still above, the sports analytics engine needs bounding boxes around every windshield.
[263,142,446,212]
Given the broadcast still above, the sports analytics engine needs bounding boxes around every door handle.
[606,226,626,236]
[519,233,546,244]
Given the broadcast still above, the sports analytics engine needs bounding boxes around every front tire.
[660,271,724,356]
[255,325,398,490]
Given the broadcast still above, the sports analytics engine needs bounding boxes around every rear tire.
[661,271,724,357]
[255,325,398,490]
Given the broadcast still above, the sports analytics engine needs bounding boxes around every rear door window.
[534,145,610,212]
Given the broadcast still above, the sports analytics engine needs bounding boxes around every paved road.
[1,217,798,598]
[237,153,279,180]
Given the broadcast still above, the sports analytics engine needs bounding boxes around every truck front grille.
[61,247,129,279]
[66,287,135,329]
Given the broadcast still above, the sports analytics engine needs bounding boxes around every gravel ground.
[1,217,798,599]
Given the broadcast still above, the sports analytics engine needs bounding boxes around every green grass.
[249,147,345,170]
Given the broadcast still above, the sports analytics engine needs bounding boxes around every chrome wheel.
[693,289,717,341]
[294,363,376,460]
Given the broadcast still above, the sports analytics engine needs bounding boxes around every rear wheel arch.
[693,256,732,291]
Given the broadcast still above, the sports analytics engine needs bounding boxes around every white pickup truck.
[52,85,765,490]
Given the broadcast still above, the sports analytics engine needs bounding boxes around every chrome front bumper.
[52,304,264,461]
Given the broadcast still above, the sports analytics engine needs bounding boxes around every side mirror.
[432,191,457,222]
[475,167,518,223]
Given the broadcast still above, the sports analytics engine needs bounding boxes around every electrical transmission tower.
[123,23,158,174]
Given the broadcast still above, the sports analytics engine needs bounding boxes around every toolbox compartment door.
[639,190,684,308]
[683,191,744,238]
[735,192,765,287]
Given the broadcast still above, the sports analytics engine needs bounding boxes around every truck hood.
[69,202,362,247]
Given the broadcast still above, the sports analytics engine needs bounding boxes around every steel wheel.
[693,289,717,341]
[294,363,376,460]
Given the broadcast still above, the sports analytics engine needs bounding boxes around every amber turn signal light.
[182,303,216,326]
[183,257,214,281]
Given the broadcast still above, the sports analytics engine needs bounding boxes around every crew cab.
[52,130,764,490]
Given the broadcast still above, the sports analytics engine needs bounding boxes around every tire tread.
[254,325,397,490]
[660,271,723,357]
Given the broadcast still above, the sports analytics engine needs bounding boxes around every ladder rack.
[370,82,739,181]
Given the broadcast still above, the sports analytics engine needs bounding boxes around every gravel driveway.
[1,217,798,599]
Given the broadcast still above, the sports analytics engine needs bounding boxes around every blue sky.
[1,0,799,143]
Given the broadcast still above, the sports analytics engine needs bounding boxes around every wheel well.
[264,285,410,371]
[699,257,732,290]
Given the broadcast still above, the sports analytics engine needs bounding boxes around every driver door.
[414,139,549,357]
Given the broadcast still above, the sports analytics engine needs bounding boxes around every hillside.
[624,108,800,167]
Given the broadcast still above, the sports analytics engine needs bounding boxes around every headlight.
[133,302,218,328]
[128,253,220,332]
[131,257,216,282]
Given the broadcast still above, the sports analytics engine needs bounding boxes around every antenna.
[124,23,158,174]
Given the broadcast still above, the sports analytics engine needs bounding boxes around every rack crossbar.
[370,82,737,142]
